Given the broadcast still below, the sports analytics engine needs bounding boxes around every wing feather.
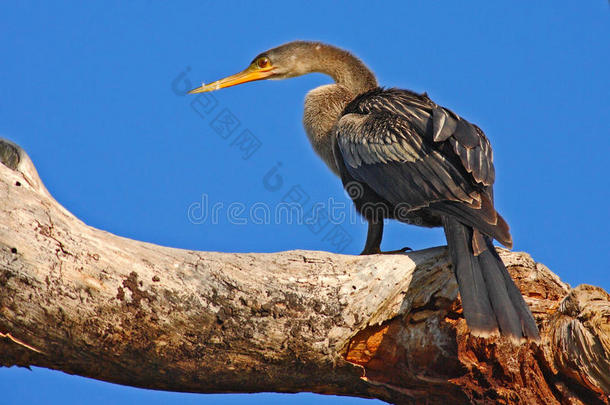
[335,88,509,243]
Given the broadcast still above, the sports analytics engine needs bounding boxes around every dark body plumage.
[334,88,502,239]
[333,87,539,340]
[189,41,540,341]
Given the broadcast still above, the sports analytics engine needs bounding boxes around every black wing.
[335,88,511,246]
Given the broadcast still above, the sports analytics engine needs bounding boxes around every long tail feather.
[443,217,540,341]
[443,217,499,337]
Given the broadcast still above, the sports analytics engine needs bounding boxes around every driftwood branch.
[0,139,608,405]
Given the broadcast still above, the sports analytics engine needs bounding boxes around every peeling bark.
[0,139,608,404]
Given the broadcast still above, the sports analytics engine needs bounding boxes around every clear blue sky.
[1,1,608,404]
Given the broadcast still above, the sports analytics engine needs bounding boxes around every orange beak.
[188,65,275,94]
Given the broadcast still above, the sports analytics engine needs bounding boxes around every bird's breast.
[303,84,355,176]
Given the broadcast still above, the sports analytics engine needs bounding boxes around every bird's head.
[188,41,329,94]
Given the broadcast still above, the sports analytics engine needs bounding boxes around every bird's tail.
[442,217,540,341]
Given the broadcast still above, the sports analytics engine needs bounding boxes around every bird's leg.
[360,219,383,255]
[359,219,411,255]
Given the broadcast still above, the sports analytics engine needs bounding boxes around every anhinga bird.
[189,41,539,341]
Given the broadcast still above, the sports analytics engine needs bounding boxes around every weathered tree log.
[0,139,608,405]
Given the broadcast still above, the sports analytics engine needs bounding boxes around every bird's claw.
[360,246,411,255]
[380,246,412,254]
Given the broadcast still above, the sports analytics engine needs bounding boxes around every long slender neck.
[296,42,377,175]
[309,43,378,95]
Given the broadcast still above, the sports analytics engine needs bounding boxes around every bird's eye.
[257,57,271,69]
